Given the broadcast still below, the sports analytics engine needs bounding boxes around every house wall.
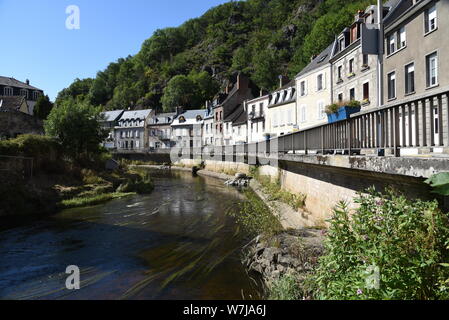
[231,123,248,145]
[383,0,449,104]
[247,96,270,143]
[332,44,378,110]
[296,65,332,130]
[115,127,147,150]
[203,118,214,146]
[148,124,173,149]
[267,101,297,137]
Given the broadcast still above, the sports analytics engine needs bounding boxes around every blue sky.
[0,0,230,101]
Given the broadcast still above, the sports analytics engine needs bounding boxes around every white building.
[171,109,205,148]
[246,94,270,143]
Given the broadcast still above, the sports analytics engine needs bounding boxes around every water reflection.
[0,170,262,300]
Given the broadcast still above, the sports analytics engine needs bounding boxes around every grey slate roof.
[148,112,176,125]
[172,109,206,126]
[101,110,124,122]
[0,96,26,112]
[119,109,153,121]
[0,76,42,91]
[295,41,335,79]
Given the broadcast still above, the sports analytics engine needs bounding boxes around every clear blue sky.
[0,0,230,101]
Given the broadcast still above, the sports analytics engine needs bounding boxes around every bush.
[314,188,449,300]
[269,273,302,300]
[117,169,154,194]
[325,104,339,115]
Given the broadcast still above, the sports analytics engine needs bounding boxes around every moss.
[60,192,135,209]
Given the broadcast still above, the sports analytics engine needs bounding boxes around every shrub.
[314,188,449,300]
[117,169,154,194]
[325,104,339,115]
[269,273,302,300]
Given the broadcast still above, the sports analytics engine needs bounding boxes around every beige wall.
[267,101,297,137]
[383,0,449,103]
[295,65,332,130]
[332,45,378,110]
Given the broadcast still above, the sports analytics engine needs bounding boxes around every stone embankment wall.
[0,111,43,138]
[175,158,442,227]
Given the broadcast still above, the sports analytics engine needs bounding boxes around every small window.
[300,81,306,96]
[426,52,438,87]
[349,59,354,74]
[349,88,355,101]
[318,101,325,120]
[398,27,406,48]
[4,87,13,96]
[362,54,369,66]
[338,93,343,102]
[388,72,396,100]
[405,63,415,94]
[337,66,343,80]
[388,34,396,55]
[425,5,437,33]
[317,74,323,91]
[363,82,370,101]
[20,89,28,98]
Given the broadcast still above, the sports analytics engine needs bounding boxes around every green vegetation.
[425,172,449,196]
[33,95,54,120]
[60,192,135,209]
[268,273,303,300]
[229,190,282,238]
[312,188,449,300]
[56,0,374,112]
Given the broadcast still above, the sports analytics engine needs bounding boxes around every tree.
[34,95,54,120]
[161,75,196,112]
[252,49,280,90]
[44,98,106,161]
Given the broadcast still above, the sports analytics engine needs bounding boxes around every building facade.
[100,110,124,149]
[171,109,205,148]
[266,81,297,137]
[115,109,154,151]
[295,42,335,130]
[246,94,270,143]
[0,77,44,115]
[148,112,177,150]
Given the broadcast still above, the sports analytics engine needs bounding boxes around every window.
[338,93,343,103]
[426,52,438,87]
[4,87,13,96]
[363,82,370,101]
[425,5,437,33]
[33,91,41,100]
[136,130,140,138]
[318,101,325,120]
[349,88,355,101]
[362,54,369,66]
[300,105,306,123]
[388,34,396,55]
[337,66,343,81]
[398,27,406,49]
[339,38,345,51]
[349,59,354,74]
[388,72,396,100]
[259,103,263,116]
[300,81,306,96]
[20,89,28,98]
[317,74,323,91]
[405,63,415,94]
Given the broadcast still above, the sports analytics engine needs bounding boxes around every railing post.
[393,106,400,157]
[321,126,324,154]
[442,93,449,148]
[304,131,308,155]
[348,119,352,155]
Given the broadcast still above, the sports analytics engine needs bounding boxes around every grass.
[257,175,306,211]
[268,273,302,300]
[60,192,135,209]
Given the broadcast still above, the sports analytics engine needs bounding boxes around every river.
[0,170,262,300]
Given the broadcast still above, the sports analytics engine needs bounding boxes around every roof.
[100,110,124,122]
[0,76,42,91]
[0,96,27,112]
[230,105,248,126]
[172,109,206,126]
[268,84,297,108]
[296,41,335,79]
[225,103,244,123]
[148,112,176,125]
[119,109,153,121]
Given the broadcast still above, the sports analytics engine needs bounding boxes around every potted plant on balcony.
[326,100,361,123]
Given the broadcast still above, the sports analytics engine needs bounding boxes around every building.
[171,109,206,148]
[0,96,29,114]
[295,42,335,130]
[224,104,247,145]
[266,80,297,138]
[212,73,254,146]
[203,102,215,146]
[100,110,124,149]
[0,96,43,139]
[246,93,270,143]
[115,109,154,151]
[148,112,177,150]
[329,5,388,111]
[0,77,44,115]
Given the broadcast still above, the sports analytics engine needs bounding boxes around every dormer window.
[20,89,28,98]
[339,38,345,51]
[32,91,41,100]
[4,87,13,96]
[179,116,186,123]
[196,115,203,122]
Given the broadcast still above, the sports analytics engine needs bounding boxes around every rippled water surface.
[0,170,262,300]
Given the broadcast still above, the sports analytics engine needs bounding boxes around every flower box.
[327,105,361,123]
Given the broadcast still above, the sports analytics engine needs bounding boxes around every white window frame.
[387,71,397,100]
[4,87,13,96]
[317,100,325,120]
[424,5,437,34]
[426,51,438,88]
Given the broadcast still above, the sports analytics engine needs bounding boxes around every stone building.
[148,112,177,150]
[0,77,44,115]
[115,109,154,151]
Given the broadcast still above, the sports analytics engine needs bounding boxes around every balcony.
[249,111,265,121]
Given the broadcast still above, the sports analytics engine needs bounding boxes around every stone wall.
[0,111,43,138]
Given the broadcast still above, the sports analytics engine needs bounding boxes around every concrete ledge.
[269,154,449,179]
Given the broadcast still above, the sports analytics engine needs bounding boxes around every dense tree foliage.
[57,0,374,112]
[44,98,106,161]
[34,95,54,120]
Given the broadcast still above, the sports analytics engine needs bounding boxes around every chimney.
[278,75,289,88]
[176,106,184,116]
[237,73,249,90]
[26,79,30,85]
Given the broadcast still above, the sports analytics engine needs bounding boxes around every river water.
[0,170,262,300]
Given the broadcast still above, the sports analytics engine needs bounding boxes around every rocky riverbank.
[243,228,324,298]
